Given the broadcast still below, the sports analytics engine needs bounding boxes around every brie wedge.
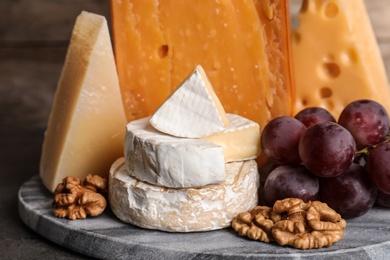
[150,65,229,138]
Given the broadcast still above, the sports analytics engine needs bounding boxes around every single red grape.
[299,122,356,177]
[338,99,389,150]
[261,116,306,164]
[320,163,377,219]
[366,142,390,194]
[263,164,319,206]
[295,107,336,127]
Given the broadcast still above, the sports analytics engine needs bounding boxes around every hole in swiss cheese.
[323,62,341,78]
[158,45,169,59]
[320,87,332,99]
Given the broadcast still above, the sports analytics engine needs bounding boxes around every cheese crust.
[109,158,259,232]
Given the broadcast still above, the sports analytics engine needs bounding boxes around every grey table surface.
[1,0,390,259]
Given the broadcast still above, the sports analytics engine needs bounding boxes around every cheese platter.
[19,175,390,259]
[17,0,390,258]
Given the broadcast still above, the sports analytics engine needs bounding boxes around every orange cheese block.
[110,0,295,130]
[292,0,390,118]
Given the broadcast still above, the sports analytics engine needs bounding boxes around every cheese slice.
[150,65,229,138]
[110,0,294,132]
[40,11,127,193]
[124,114,260,188]
[109,158,260,232]
[292,0,390,118]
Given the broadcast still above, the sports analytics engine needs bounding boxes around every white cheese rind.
[40,11,127,193]
[109,158,259,232]
[149,65,229,138]
[124,117,226,188]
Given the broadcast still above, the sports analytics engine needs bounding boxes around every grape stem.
[354,129,390,165]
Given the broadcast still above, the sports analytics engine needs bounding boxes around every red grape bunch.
[260,99,390,219]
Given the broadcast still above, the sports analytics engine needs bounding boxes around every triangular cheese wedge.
[293,0,390,118]
[40,11,127,192]
[150,65,229,138]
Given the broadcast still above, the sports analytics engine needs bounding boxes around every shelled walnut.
[231,198,347,249]
[232,206,279,243]
[52,174,108,220]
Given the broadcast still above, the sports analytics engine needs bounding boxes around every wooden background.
[0,0,389,259]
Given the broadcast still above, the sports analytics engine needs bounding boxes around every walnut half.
[231,198,347,250]
[272,198,346,249]
[232,206,279,243]
[52,174,108,220]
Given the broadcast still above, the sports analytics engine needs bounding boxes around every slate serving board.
[19,175,390,260]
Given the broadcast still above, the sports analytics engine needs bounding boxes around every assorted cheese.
[39,8,263,230]
[150,65,230,138]
[40,11,127,193]
[110,0,294,130]
[118,65,261,230]
[109,158,259,232]
[39,0,390,235]
[292,0,390,118]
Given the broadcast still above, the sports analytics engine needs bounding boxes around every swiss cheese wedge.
[110,0,294,131]
[40,11,127,192]
[293,0,390,118]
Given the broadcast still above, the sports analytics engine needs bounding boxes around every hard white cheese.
[40,11,127,192]
[109,158,260,232]
[149,65,230,138]
[124,117,226,188]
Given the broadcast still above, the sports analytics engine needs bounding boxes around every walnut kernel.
[232,198,347,249]
[52,174,108,220]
